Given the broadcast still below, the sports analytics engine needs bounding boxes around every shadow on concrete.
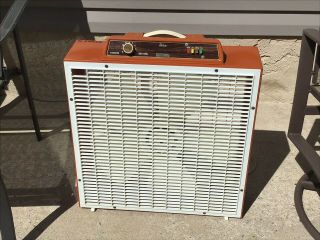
[0,130,76,240]
[0,0,93,139]
[243,130,290,216]
[0,0,90,239]
[8,175,76,240]
[7,174,74,207]
[0,95,23,115]
[7,174,76,240]
[22,201,75,240]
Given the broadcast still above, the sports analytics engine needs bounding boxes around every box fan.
[64,30,262,218]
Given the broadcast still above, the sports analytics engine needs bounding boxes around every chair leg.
[0,45,4,80]
[0,174,16,240]
[13,28,41,141]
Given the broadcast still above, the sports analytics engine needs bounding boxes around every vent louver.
[65,63,260,218]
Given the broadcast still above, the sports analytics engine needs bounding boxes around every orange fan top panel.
[64,32,263,70]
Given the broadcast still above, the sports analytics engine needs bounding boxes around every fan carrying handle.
[143,30,186,39]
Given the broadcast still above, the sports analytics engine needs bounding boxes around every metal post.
[13,28,41,141]
[0,175,16,240]
[0,46,4,79]
[288,33,315,135]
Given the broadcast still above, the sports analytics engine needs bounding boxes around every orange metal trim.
[64,33,262,70]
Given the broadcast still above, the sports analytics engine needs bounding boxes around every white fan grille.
[70,66,256,216]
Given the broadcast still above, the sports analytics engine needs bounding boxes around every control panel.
[107,40,220,60]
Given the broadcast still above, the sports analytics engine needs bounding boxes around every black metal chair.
[1,1,42,239]
[0,0,41,141]
[288,28,320,239]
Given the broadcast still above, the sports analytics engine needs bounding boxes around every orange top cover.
[64,32,262,70]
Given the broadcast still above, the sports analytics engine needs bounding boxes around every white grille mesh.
[70,67,255,216]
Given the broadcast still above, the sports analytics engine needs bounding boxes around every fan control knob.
[122,42,135,55]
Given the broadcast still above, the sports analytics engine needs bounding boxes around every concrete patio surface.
[0,98,318,240]
[0,33,319,239]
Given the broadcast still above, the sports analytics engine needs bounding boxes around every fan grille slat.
[70,67,257,217]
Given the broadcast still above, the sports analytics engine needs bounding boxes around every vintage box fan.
[64,30,262,218]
